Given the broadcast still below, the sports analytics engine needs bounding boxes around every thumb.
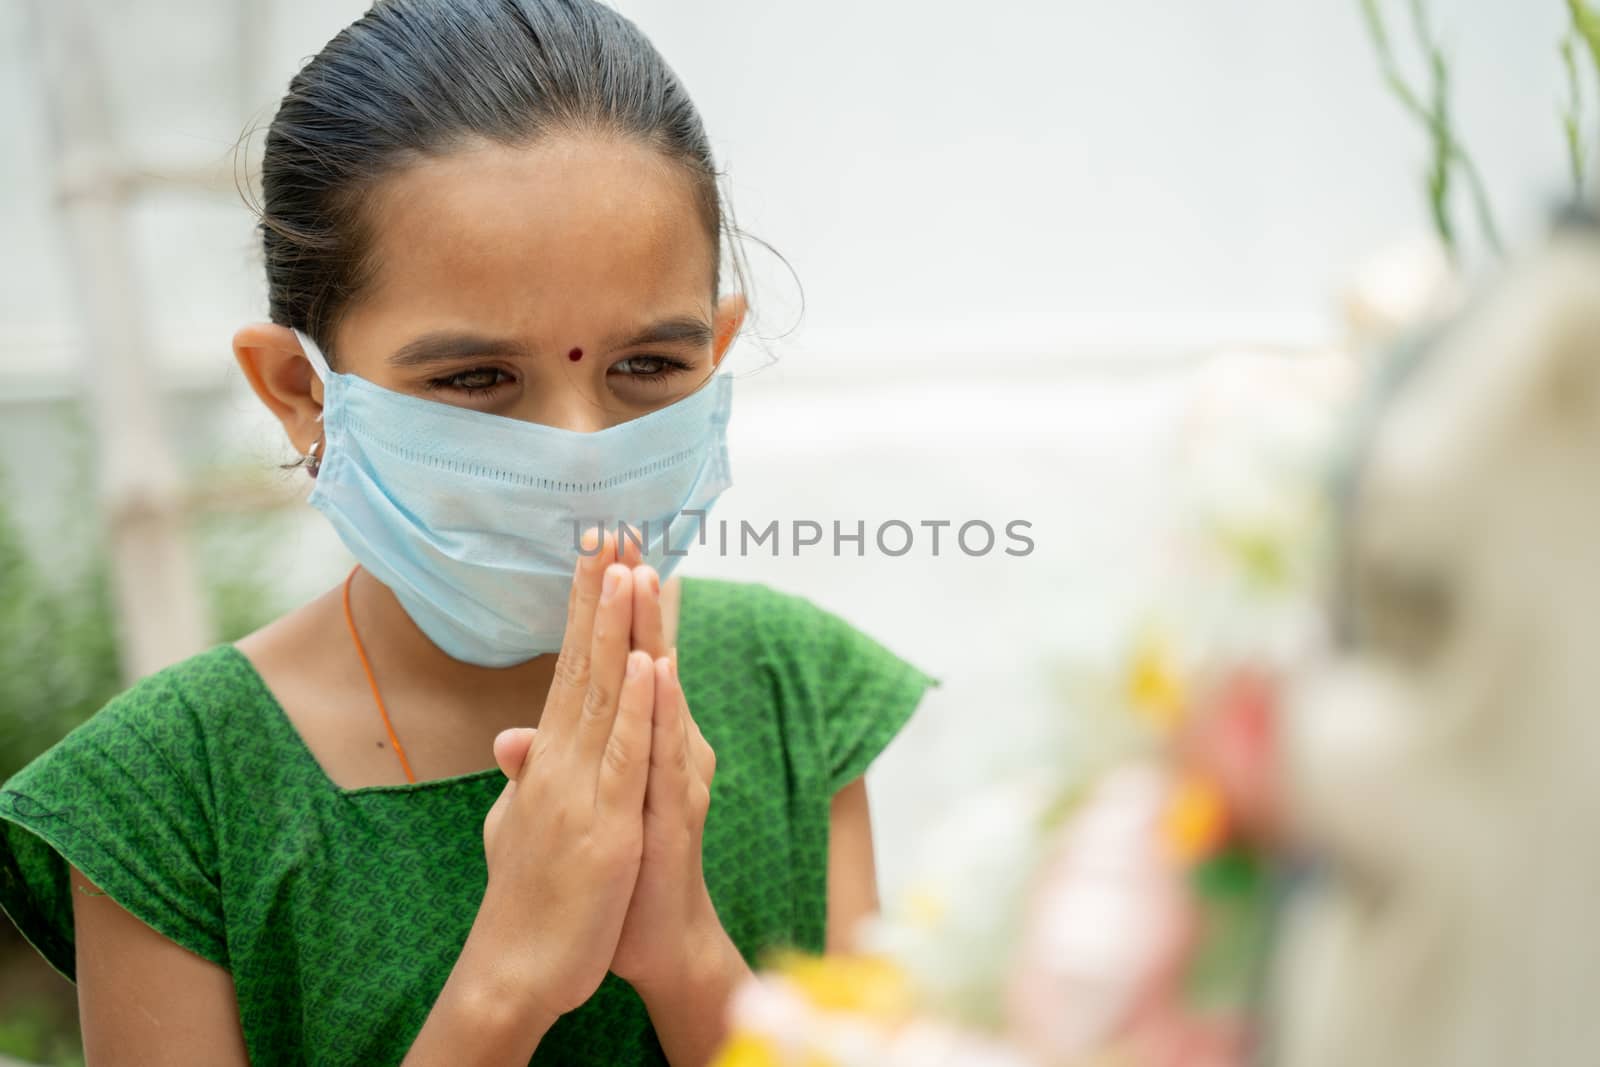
[493,726,539,779]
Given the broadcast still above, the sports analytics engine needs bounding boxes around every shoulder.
[0,648,252,978]
[2,644,257,807]
[75,644,250,734]
[678,577,869,690]
[679,577,857,651]
[678,575,934,710]
[0,645,267,859]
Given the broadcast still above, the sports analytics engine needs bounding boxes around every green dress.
[0,577,935,1065]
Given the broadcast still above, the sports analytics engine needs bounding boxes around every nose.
[532,388,623,434]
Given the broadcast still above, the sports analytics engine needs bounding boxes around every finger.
[672,648,716,784]
[493,727,538,779]
[618,524,645,569]
[544,528,615,737]
[647,655,690,818]
[663,653,715,839]
[630,565,667,658]
[597,650,656,814]
[573,563,636,772]
[483,778,515,853]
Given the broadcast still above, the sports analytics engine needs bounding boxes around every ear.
[233,323,324,456]
[710,292,747,370]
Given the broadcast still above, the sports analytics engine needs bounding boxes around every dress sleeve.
[770,590,940,795]
[0,667,227,982]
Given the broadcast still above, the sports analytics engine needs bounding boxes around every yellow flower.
[709,1032,784,1067]
[1162,771,1228,861]
[769,952,913,1021]
[709,1028,842,1067]
[1126,631,1187,730]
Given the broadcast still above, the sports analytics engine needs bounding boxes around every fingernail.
[602,565,621,601]
[670,646,679,678]
[627,651,647,678]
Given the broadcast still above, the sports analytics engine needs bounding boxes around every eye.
[610,355,691,384]
[426,367,514,396]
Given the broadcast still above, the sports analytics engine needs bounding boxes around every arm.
[72,865,251,1066]
[398,904,560,1066]
[72,865,557,1066]
[825,775,880,955]
[632,918,752,1067]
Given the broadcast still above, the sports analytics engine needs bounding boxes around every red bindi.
[567,347,584,362]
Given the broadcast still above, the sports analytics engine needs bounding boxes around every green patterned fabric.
[0,578,935,1065]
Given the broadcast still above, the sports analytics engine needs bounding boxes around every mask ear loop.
[293,328,331,390]
[293,328,330,472]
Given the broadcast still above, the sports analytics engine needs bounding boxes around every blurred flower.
[859,777,1059,1030]
[1006,764,1190,1063]
[764,952,913,1020]
[1126,632,1188,732]
[713,959,1029,1067]
[1161,773,1227,863]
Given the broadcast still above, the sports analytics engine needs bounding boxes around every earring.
[305,438,322,478]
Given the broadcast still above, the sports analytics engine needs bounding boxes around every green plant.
[0,470,286,783]
[1564,1,1600,191]
[1358,0,1504,260]
[191,506,298,647]
[0,485,122,784]
[1359,0,1600,260]
[0,993,84,1067]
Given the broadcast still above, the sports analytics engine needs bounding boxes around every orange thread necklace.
[342,565,418,783]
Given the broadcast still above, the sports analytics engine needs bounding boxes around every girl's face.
[240,133,742,444]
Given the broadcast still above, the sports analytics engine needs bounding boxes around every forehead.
[347,134,715,345]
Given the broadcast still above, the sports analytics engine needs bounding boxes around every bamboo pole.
[26,0,214,681]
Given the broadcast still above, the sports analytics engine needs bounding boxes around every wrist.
[409,942,557,1067]
[631,903,745,1007]
[455,907,565,1042]
[445,970,558,1054]
[632,912,752,1067]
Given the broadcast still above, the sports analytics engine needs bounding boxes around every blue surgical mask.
[294,329,733,666]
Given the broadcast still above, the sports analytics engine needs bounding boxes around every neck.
[345,565,558,713]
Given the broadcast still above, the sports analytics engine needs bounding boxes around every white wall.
[619,0,1570,353]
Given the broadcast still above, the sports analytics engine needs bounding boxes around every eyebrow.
[610,317,715,351]
[389,333,532,368]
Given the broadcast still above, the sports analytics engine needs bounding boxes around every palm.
[489,563,718,991]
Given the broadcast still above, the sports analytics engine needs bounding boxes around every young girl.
[0,1,934,1063]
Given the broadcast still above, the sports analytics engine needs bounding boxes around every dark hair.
[254,0,737,361]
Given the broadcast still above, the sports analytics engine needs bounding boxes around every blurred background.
[0,0,1581,1061]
